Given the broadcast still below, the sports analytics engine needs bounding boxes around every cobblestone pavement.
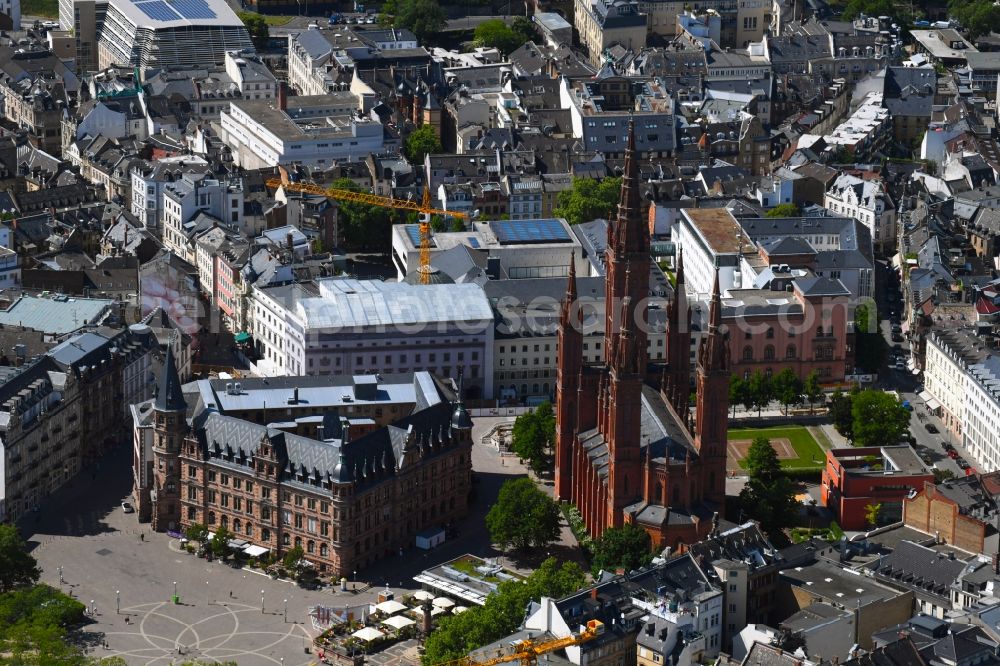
[24,416,582,664]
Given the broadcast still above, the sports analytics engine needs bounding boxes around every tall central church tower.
[554,119,730,551]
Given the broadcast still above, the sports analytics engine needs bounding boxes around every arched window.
[764,345,775,360]
[282,533,290,546]
[208,511,216,525]
[294,536,302,548]
[233,519,241,534]
[743,346,754,361]
[221,515,228,529]
[245,523,253,537]
[766,327,774,339]
[786,344,796,359]
[320,543,328,557]
[262,528,270,542]
[188,506,196,520]
[307,540,315,553]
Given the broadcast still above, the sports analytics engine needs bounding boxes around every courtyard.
[727,425,828,471]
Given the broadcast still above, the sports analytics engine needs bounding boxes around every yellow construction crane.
[433,619,605,666]
[265,175,466,285]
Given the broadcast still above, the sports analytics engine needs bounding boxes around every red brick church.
[554,121,731,551]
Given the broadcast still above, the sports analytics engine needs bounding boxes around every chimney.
[286,231,294,251]
[317,424,324,440]
[277,81,287,111]
[590,588,598,601]
[420,601,432,634]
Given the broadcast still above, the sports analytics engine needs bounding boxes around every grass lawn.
[21,0,58,18]
[237,10,293,26]
[729,425,825,470]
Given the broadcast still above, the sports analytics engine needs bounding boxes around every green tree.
[486,478,561,551]
[803,370,823,414]
[511,411,547,474]
[534,401,556,447]
[729,375,748,417]
[405,125,443,165]
[237,12,269,48]
[282,545,305,570]
[393,0,446,46]
[0,584,87,665]
[842,0,895,21]
[765,203,800,218]
[450,217,466,232]
[772,368,803,415]
[744,436,781,480]
[591,523,653,574]
[473,19,522,54]
[553,177,622,225]
[184,522,209,545]
[864,502,882,527]
[747,370,773,417]
[329,177,395,252]
[933,468,957,484]
[0,524,40,593]
[950,0,1000,39]
[740,437,799,539]
[422,557,585,664]
[210,526,233,558]
[854,302,872,334]
[510,16,539,42]
[830,388,854,440]
[851,390,911,448]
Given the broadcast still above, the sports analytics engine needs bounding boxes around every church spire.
[613,117,646,257]
[699,269,728,373]
[561,253,578,325]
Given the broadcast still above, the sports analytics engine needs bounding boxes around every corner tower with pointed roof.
[555,253,582,502]
[151,346,187,532]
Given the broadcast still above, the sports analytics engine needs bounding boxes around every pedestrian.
[140,533,144,542]
[229,590,233,598]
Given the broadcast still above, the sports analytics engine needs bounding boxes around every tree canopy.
[950,0,1000,39]
[747,370,774,416]
[388,0,446,46]
[237,12,269,48]
[421,558,586,664]
[851,390,911,448]
[553,177,622,225]
[329,177,396,253]
[765,203,800,218]
[405,125,443,165]
[739,437,799,540]
[772,367,803,414]
[803,370,823,413]
[511,402,555,475]
[473,18,538,55]
[486,478,561,551]
[590,523,653,574]
[0,525,40,593]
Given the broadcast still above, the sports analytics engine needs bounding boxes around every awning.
[432,597,455,609]
[892,253,903,269]
[926,399,941,410]
[918,390,934,402]
[381,615,416,631]
[375,600,407,615]
[351,627,384,642]
[234,331,251,343]
[412,590,435,602]
[243,544,269,557]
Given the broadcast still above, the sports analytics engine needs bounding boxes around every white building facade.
[249,278,496,399]
[824,173,896,254]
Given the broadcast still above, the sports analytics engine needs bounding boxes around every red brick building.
[554,121,730,551]
[821,446,933,530]
[141,348,474,576]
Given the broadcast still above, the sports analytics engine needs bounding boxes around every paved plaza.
[20,416,580,665]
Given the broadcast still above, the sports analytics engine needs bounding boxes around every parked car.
[924,423,939,433]
[121,501,134,513]
[958,459,969,469]
[948,449,959,459]
[941,441,952,450]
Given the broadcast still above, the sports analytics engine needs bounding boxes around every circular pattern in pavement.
[102,600,315,665]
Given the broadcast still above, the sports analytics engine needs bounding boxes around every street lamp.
[116,590,120,615]
[173,581,177,597]
[57,566,63,584]
[261,590,265,614]
[284,598,288,623]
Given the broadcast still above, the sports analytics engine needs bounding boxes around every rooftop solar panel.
[489,219,572,245]
[135,0,182,20]
[404,224,436,248]
[169,0,217,19]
